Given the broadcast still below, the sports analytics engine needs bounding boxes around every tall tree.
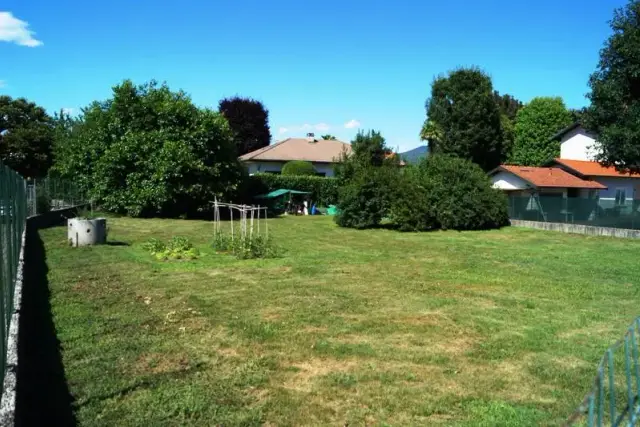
[0,96,54,177]
[494,91,523,121]
[218,96,271,156]
[320,134,337,140]
[54,80,242,216]
[583,0,640,172]
[510,97,573,166]
[426,67,504,171]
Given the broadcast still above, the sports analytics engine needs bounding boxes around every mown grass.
[40,216,640,426]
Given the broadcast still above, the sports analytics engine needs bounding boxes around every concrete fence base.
[510,219,640,239]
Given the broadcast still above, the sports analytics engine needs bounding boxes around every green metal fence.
[508,194,640,230]
[566,317,640,426]
[26,176,89,217]
[0,162,27,389]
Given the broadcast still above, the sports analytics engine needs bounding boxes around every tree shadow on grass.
[15,226,77,427]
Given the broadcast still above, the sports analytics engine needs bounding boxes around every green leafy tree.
[218,96,272,156]
[419,119,443,153]
[494,91,523,121]
[510,97,573,166]
[335,130,399,229]
[426,68,504,171]
[500,114,516,161]
[54,80,243,216]
[0,95,54,177]
[320,134,337,140]
[281,160,316,176]
[583,0,640,172]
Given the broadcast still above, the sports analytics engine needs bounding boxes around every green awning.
[255,189,310,199]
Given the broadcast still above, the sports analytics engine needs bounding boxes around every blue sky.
[0,0,627,152]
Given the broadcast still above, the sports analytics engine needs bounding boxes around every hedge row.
[247,174,339,206]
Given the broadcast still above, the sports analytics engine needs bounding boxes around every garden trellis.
[212,199,269,241]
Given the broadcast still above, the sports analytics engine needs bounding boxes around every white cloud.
[0,80,5,88]
[279,123,332,134]
[315,123,330,132]
[62,107,75,115]
[0,12,43,47]
[344,119,361,129]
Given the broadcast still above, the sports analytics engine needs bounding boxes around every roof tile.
[554,158,640,178]
[500,165,606,189]
[239,138,352,163]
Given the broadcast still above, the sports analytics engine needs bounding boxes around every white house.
[550,123,640,208]
[239,134,351,177]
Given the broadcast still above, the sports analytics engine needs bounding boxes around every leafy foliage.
[390,155,509,231]
[510,97,573,166]
[583,0,640,172]
[142,236,200,260]
[494,91,523,121]
[218,96,272,156]
[281,160,316,176]
[335,130,399,229]
[247,174,339,206]
[335,167,397,229]
[320,134,337,140]
[53,80,243,217]
[426,68,504,171]
[212,231,280,259]
[0,95,54,177]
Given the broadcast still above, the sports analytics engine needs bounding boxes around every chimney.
[306,132,316,142]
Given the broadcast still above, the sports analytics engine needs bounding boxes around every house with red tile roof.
[550,124,640,208]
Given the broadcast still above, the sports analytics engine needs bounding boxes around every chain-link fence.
[508,194,640,230]
[0,162,27,390]
[566,317,640,426]
[26,176,89,217]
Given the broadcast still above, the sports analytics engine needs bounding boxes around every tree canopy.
[510,97,573,166]
[320,134,337,140]
[583,0,640,172]
[494,91,523,121]
[425,68,504,171]
[54,80,243,216]
[218,96,272,156]
[0,95,54,177]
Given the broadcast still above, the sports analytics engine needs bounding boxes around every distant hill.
[399,145,428,164]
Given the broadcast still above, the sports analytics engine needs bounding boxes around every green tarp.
[255,189,310,199]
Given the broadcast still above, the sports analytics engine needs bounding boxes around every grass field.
[35,216,640,426]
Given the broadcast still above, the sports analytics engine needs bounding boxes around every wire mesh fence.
[566,318,640,426]
[26,176,89,217]
[0,162,27,391]
[508,194,640,230]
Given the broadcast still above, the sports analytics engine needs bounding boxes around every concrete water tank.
[68,218,107,247]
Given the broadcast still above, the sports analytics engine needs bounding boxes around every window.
[615,188,627,205]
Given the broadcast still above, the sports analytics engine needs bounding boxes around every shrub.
[390,155,508,231]
[247,174,338,206]
[281,160,316,176]
[142,236,200,260]
[335,166,397,229]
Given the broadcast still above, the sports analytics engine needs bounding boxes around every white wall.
[559,127,599,161]
[245,161,337,177]
[491,171,531,190]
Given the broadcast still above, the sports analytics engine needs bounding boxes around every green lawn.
[39,216,640,426]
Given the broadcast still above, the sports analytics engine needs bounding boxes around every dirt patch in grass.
[283,358,358,392]
[558,323,616,339]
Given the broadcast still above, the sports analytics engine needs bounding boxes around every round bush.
[390,155,509,231]
[335,165,397,229]
[281,160,316,176]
